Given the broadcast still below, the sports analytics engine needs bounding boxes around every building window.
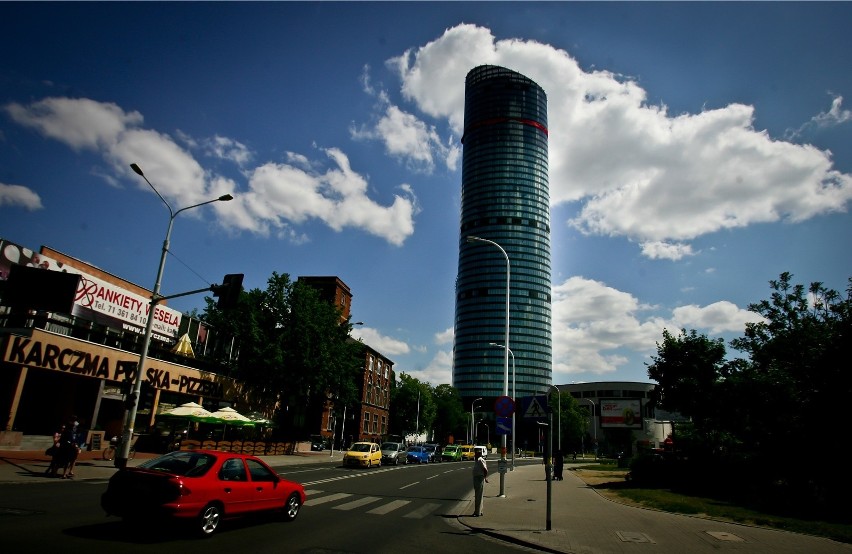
[372,414,379,434]
[363,412,370,433]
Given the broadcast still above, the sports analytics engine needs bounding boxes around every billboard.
[1,239,182,341]
[599,398,643,429]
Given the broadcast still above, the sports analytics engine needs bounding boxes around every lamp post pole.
[584,398,597,458]
[470,398,482,444]
[467,236,510,497]
[490,342,515,470]
[117,163,233,469]
[548,385,561,453]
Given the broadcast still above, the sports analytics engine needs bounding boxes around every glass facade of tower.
[453,65,552,405]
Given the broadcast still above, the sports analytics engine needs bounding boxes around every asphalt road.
[0,459,537,554]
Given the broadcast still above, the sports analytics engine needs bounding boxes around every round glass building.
[453,65,552,406]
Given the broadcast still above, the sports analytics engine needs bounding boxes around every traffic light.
[214,273,244,310]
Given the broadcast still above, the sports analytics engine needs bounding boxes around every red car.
[101,450,305,536]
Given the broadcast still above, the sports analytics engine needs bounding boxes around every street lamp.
[470,398,482,444]
[116,163,233,468]
[490,342,515,470]
[547,385,561,453]
[466,235,510,497]
[584,398,597,458]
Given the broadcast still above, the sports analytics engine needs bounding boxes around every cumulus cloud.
[550,276,763,382]
[0,182,43,210]
[351,70,460,173]
[4,97,417,245]
[352,326,411,357]
[387,24,852,256]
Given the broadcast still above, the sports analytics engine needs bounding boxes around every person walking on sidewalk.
[471,446,489,517]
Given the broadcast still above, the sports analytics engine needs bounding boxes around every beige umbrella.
[210,407,255,439]
[170,333,195,358]
[160,401,215,421]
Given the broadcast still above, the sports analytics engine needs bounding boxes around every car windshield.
[139,451,216,477]
[381,442,399,450]
[409,446,425,453]
[351,443,372,452]
[445,445,458,452]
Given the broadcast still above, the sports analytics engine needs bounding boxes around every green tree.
[202,272,362,439]
[390,374,435,440]
[431,384,466,444]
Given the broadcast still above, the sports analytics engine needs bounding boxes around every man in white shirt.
[471,447,488,516]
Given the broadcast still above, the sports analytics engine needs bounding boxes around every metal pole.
[467,236,509,497]
[547,410,553,531]
[117,164,232,469]
[490,343,515,470]
[470,398,481,444]
[585,398,596,458]
[548,385,561,453]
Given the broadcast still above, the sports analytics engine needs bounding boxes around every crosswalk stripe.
[403,502,441,519]
[367,499,411,515]
[333,496,383,511]
[304,492,352,506]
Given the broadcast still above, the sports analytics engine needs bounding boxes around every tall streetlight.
[584,398,597,458]
[547,385,561,453]
[466,235,510,497]
[116,163,233,468]
[470,398,482,444]
[490,342,515,470]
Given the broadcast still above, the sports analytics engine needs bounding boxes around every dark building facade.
[453,65,552,407]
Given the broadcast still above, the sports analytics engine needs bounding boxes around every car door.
[245,458,284,511]
[217,457,254,514]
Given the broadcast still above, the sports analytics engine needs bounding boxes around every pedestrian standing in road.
[471,446,488,517]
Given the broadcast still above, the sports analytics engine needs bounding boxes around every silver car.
[380,442,408,465]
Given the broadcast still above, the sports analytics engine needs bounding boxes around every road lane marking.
[403,502,441,519]
[333,496,383,511]
[367,499,410,514]
[304,492,352,506]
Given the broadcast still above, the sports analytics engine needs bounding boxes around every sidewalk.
[2,450,849,553]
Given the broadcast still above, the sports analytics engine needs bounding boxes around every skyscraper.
[453,65,552,406]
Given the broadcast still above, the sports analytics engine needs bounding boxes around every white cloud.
[640,241,695,261]
[352,326,411,357]
[351,73,460,173]
[406,349,453,387]
[550,276,761,381]
[0,182,43,210]
[4,97,416,246]
[434,326,454,345]
[389,24,852,257]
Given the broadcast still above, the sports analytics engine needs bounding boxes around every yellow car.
[460,444,476,461]
[343,442,382,468]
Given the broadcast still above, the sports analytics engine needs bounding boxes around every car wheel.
[394,457,399,465]
[198,503,222,536]
[283,493,301,522]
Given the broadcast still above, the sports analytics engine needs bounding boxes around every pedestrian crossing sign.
[521,395,549,420]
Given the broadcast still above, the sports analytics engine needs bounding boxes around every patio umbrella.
[210,407,255,439]
[158,401,218,437]
[170,333,195,358]
[159,401,216,422]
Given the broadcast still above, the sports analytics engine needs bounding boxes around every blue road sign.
[496,417,512,435]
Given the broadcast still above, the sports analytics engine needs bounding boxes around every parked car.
[406,445,431,464]
[441,444,463,462]
[343,442,382,468]
[310,435,326,451]
[460,444,476,461]
[100,450,305,536]
[424,443,441,462]
[380,441,408,465]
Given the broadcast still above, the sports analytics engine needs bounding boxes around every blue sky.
[2,2,850,388]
